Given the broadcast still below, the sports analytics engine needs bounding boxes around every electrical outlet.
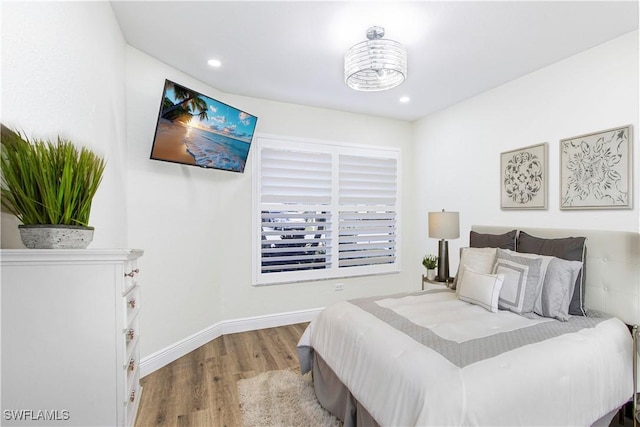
[334,283,344,291]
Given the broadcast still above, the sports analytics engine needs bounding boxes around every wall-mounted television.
[150,79,258,173]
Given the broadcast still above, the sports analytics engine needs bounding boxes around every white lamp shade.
[428,211,460,240]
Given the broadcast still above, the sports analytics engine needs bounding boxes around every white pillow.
[453,247,497,290]
[457,266,504,313]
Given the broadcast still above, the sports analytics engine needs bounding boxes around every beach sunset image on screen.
[150,79,258,173]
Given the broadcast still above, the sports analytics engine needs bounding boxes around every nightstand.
[422,274,453,290]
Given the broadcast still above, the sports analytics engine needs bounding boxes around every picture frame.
[500,143,547,209]
[560,125,632,210]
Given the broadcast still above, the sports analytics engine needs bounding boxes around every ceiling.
[110,1,639,122]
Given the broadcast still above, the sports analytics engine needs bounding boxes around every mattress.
[298,288,633,426]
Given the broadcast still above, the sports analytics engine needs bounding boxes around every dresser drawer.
[122,258,140,293]
[124,374,142,427]
[123,285,140,326]
[123,314,139,361]
[123,341,140,399]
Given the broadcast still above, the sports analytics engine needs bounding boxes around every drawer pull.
[129,390,136,403]
[128,298,136,309]
[124,269,139,278]
[128,358,135,371]
[126,329,135,341]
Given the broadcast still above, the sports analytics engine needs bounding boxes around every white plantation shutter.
[254,136,400,285]
[260,211,331,273]
[339,155,397,268]
[339,155,398,206]
[260,149,332,204]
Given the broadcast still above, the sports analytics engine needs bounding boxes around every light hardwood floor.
[134,323,308,427]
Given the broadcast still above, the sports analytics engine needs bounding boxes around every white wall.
[125,48,415,358]
[1,1,128,248]
[414,31,639,271]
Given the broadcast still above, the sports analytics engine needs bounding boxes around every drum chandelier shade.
[344,26,407,92]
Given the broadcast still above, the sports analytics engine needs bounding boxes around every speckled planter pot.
[19,224,94,249]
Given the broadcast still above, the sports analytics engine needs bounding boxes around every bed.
[297,226,640,426]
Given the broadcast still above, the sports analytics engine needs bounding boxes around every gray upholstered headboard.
[472,225,640,325]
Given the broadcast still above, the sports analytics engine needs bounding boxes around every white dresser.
[1,249,144,427]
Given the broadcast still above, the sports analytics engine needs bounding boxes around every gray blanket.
[348,289,609,368]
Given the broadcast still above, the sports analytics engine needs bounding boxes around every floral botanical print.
[503,151,544,205]
[500,143,546,209]
[561,127,630,209]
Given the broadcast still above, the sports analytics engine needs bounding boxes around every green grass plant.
[1,125,106,226]
[422,254,438,269]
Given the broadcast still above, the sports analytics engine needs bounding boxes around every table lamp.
[428,209,460,282]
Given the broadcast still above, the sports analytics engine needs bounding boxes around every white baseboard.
[139,307,323,377]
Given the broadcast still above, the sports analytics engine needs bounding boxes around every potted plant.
[422,254,438,280]
[0,124,106,249]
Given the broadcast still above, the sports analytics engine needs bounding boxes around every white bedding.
[305,289,633,426]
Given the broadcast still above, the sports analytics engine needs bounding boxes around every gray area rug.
[237,369,342,427]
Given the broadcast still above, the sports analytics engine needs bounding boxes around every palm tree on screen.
[161,81,209,123]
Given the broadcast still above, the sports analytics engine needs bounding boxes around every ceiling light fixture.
[207,59,222,68]
[344,26,407,92]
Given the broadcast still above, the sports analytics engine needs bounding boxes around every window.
[253,135,400,285]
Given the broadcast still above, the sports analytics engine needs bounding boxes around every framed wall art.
[500,143,547,209]
[560,125,632,210]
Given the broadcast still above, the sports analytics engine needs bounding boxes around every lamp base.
[436,239,451,282]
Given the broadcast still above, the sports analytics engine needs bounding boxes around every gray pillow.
[536,257,583,321]
[470,230,517,251]
[493,249,543,314]
[517,231,586,316]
